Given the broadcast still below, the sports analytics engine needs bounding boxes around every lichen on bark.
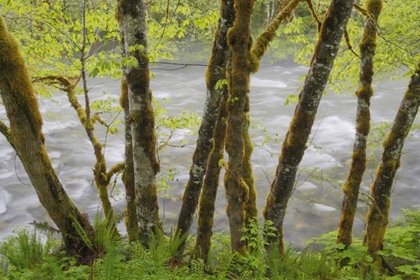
[194,84,229,261]
[175,0,235,256]
[118,0,161,246]
[263,0,354,255]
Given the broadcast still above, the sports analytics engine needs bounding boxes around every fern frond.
[29,221,60,234]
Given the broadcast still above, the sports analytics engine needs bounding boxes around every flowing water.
[1,63,419,247]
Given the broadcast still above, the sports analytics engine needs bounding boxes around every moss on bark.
[224,0,257,254]
[263,0,354,255]
[364,63,420,265]
[175,0,235,256]
[0,16,95,261]
[118,0,161,246]
[194,86,229,261]
[243,105,257,224]
[337,0,382,248]
[251,0,302,61]
[121,77,139,243]
[36,75,118,234]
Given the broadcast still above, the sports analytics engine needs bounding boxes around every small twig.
[304,0,322,32]
[344,29,360,58]
[307,104,328,148]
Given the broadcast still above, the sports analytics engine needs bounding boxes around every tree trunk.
[194,86,229,261]
[224,0,258,253]
[175,0,235,254]
[120,76,139,243]
[337,0,382,248]
[243,106,257,224]
[0,16,95,261]
[364,64,420,263]
[117,0,161,246]
[263,0,354,254]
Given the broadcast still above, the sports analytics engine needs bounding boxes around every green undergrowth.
[1,207,420,279]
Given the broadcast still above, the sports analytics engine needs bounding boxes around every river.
[0,63,419,247]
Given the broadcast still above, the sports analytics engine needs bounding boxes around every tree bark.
[194,86,229,261]
[0,16,95,261]
[224,0,258,253]
[120,76,139,243]
[242,106,257,224]
[263,0,354,254]
[175,0,235,253]
[117,0,161,246]
[118,20,139,243]
[364,64,420,263]
[337,0,382,248]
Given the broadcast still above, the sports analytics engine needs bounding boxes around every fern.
[29,221,60,234]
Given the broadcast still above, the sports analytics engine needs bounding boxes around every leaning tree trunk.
[337,0,382,248]
[364,64,420,264]
[175,0,235,254]
[0,16,95,260]
[193,0,302,259]
[117,0,161,246]
[224,0,258,253]
[243,0,303,229]
[263,0,354,254]
[194,66,231,261]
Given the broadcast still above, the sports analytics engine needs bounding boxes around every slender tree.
[193,0,304,258]
[0,16,95,260]
[224,0,259,253]
[364,64,420,264]
[194,86,230,261]
[176,0,235,258]
[120,76,139,242]
[263,0,354,254]
[337,0,382,247]
[175,0,235,249]
[118,16,139,243]
[117,0,161,246]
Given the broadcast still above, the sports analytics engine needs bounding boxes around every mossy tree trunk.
[118,23,139,243]
[120,76,139,243]
[337,0,382,248]
[0,120,14,150]
[363,64,420,264]
[0,16,95,261]
[118,0,161,246]
[194,65,231,261]
[263,0,354,254]
[224,0,258,253]
[193,0,302,259]
[175,0,235,255]
[241,0,304,233]
[242,106,257,224]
